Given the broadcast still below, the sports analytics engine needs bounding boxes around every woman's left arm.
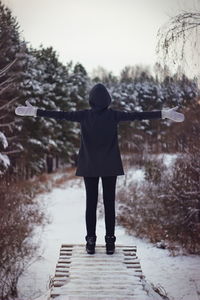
[114,106,184,123]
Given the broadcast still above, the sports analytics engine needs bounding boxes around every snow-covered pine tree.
[23,47,90,172]
[63,62,89,164]
[0,4,47,299]
[110,68,163,153]
[20,46,70,174]
[113,66,198,154]
[0,62,13,174]
[0,1,27,177]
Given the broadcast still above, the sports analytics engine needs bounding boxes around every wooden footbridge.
[49,244,162,300]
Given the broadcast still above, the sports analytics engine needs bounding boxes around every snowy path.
[17,175,200,300]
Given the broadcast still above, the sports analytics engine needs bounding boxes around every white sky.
[2,0,198,76]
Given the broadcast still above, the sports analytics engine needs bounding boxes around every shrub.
[0,179,47,299]
[117,153,200,254]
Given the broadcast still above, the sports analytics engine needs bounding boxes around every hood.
[89,83,111,111]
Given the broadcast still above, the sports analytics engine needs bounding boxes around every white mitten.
[15,100,38,117]
[162,106,184,122]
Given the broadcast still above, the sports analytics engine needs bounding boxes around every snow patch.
[28,138,42,145]
[17,174,200,300]
[0,131,8,149]
[0,153,10,172]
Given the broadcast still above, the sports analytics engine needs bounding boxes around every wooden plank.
[50,294,150,300]
[50,244,158,300]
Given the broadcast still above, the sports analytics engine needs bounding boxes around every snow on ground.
[17,169,200,300]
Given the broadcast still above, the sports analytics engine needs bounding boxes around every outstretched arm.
[15,101,85,122]
[114,110,161,122]
[114,106,184,123]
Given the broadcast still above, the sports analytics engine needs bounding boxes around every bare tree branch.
[0,96,19,111]
[0,121,16,130]
[0,58,18,77]
[156,10,200,76]
[0,82,14,96]
[6,136,18,141]
[2,149,23,155]
[0,113,9,120]
[0,77,14,88]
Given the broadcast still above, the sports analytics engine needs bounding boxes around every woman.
[15,83,184,255]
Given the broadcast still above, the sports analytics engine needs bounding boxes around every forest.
[0,1,200,299]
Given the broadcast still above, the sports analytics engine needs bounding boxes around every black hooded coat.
[37,83,161,177]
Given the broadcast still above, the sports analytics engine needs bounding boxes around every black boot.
[105,235,116,255]
[85,235,96,254]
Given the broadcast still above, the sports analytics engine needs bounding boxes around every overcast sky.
[2,0,198,76]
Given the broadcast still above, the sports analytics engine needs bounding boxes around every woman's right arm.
[37,108,85,122]
[15,101,85,123]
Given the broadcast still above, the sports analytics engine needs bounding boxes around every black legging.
[83,176,117,237]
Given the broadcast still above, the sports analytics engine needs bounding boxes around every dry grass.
[0,178,48,299]
[31,166,77,194]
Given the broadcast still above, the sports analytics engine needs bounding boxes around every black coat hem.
[75,172,125,177]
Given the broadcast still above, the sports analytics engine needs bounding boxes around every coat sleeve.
[113,110,162,123]
[36,109,86,122]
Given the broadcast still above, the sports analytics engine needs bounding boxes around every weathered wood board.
[49,244,162,300]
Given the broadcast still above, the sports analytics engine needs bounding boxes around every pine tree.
[0,1,27,177]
